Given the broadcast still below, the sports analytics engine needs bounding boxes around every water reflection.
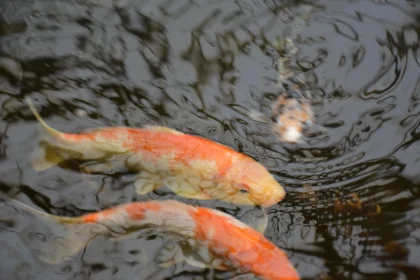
[1,0,420,279]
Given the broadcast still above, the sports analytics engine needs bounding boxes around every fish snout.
[260,187,286,207]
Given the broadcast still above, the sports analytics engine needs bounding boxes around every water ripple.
[1,0,420,279]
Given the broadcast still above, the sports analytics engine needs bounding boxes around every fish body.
[26,98,285,208]
[9,199,300,280]
[271,38,315,143]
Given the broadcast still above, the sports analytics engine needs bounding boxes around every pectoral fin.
[240,207,268,233]
[134,172,163,195]
[154,239,230,271]
[154,239,185,268]
[163,177,211,200]
[80,162,112,174]
[31,142,65,171]
[80,156,126,174]
[181,242,231,270]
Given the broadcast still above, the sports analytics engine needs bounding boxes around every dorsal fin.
[143,125,184,135]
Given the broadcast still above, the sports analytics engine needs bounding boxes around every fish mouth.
[258,189,286,207]
[229,185,286,207]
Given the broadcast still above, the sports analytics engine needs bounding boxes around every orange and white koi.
[243,39,316,144]
[8,198,300,280]
[25,98,285,208]
[271,38,314,143]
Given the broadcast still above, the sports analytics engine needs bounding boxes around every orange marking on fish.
[191,207,300,280]
[82,213,99,223]
[85,127,243,175]
[66,125,238,176]
[123,201,161,220]
[95,129,126,140]
[109,128,236,174]
[82,206,126,223]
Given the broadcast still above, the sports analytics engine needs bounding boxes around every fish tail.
[25,98,67,171]
[25,97,62,138]
[7,198,93,264]
[8,198,83,224]
[30,142,66,171]
[8,198,55,220]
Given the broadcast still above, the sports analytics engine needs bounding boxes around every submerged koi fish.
[243,39,316,144]
[25,98,285,208]
[271,38,314,143]
[7,199,300,280]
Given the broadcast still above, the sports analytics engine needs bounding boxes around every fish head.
[224,157,286,207]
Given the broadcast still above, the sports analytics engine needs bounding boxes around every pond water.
[1,0,420,279]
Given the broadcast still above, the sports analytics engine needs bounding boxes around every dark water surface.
[1,0,420,279]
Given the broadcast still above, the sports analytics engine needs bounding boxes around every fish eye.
[237,183,250,194]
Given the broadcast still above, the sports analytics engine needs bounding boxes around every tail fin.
[30,142,66,171]
[7,199,96,264]
[25,97,62,138]
[25,98,67,171]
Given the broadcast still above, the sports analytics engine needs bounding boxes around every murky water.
[1,0,420,279]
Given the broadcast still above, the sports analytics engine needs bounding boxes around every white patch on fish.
[282,126,303,143]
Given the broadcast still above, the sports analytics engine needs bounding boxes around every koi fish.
[25,98,285,208]
[271,38,315,144]
[243,38,317,144]
[7,198,300,280]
